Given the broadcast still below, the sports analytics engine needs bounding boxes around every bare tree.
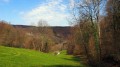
[37,19,54,52]
[70,0,105,66]
[105,0,120,60]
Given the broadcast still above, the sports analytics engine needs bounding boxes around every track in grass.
[0,46,86,67]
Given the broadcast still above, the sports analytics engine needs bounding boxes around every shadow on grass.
[31,56,85,67]
[32,65,82,67]
[62,56,80,62]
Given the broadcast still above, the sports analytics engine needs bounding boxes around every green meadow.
[0,46,85,67]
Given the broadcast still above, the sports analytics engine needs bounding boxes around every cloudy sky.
[0,0,74,26]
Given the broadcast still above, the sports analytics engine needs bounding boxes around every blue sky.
[0,0,72,26]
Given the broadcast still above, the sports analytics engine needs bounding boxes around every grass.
[0,46,85,67]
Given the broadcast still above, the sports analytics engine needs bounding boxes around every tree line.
[67,0,120,67]
[0,20,62,53]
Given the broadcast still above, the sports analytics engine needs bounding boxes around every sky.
[0,0,74,26]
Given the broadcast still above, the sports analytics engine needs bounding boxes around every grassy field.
[0,46,85,67]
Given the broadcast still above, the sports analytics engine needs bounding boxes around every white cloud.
[21,0,69,26]
[70,0,75,9]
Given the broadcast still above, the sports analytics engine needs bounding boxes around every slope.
[0,46,85,67]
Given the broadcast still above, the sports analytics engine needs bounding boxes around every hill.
[13,25,71,39]
[0,46,85,67]
[52,26,71,39]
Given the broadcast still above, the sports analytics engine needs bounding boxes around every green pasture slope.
[0,46,85,67]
